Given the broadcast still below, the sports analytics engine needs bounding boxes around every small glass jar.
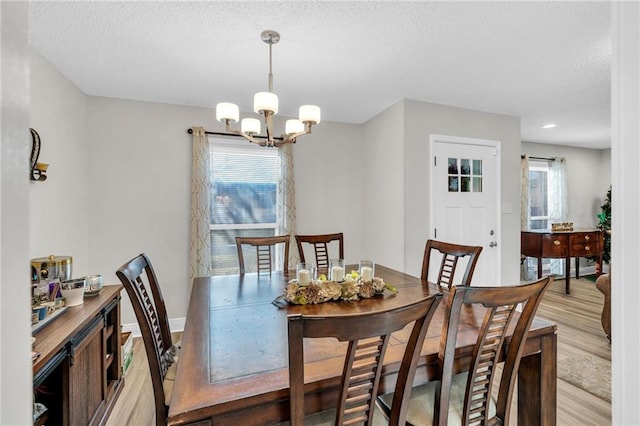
[85,274,104,296]
[359,260,375,283]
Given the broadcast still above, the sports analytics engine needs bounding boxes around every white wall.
[1,2,32,423]
[402,99,522,283]
[361,101,405,270]
[522,141,611,228]
[292,119,364,265]
[599,148,611,199]
[29,49,89,275]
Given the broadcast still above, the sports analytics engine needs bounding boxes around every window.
[209,138,284,275]
[525,158,568,277]
[528,160,549,230]
[447,157,483,192]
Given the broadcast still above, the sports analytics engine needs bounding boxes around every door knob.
[489,242,498,247]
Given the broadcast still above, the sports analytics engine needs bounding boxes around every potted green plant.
[597,186,611,265]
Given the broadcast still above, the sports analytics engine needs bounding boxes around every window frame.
[208,137,285,275]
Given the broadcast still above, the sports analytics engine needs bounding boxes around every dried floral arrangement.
[272,270,398,306]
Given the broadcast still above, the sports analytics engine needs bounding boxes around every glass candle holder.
[296,262,315,286]
[329,259,345,282]
[359,260,375,282]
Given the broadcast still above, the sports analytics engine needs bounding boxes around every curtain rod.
[521,155,556,162]
[186,128,284,141]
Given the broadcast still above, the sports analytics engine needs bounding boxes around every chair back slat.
[288,293,442,426]
[313,242,330,272]
[116,253,173,426]
[236,235,290,275]
[421,239,483,287]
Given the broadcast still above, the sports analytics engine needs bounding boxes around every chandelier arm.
[264,112,275,147]
[285,127,312,141]
[223,120,267,147]
[274,139,293,147]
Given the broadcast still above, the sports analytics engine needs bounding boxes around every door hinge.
[434,228,437,238]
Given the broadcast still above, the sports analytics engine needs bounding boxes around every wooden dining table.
[168,265,557,426]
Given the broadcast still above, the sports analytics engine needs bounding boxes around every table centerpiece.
[272,269,398,306]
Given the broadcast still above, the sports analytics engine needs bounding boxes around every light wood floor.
[106,277,611,425]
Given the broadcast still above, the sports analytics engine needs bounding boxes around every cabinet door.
[68,316,104,425]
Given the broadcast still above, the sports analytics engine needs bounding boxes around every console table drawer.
[570,242,596,256]
[569,232,598,244]
[569,232,600,256]
[541,235,568,257]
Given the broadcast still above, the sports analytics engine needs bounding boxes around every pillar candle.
[298,269,311,286]
[360,266,373,282]
[331,266,344,282]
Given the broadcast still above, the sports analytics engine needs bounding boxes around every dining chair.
[287,293,443,426]
[295,232,344,275]
[377,276,552,426]
[236,235,290,275]
[116,253,179,426]
[421,239,483,288]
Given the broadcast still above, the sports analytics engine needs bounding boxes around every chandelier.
[215,30,321,148]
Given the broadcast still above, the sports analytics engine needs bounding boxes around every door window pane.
[448,176,459,192]
[447,157,483,193]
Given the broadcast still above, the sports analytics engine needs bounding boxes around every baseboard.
[121,317,185,338]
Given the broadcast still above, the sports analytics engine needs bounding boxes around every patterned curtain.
[280,143,299,271]
[549,157,568,276]
[189,127,213,280]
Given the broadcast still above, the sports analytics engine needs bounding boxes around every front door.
[430,135,500,286]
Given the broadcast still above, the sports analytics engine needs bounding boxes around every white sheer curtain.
[279,143,299,270]
[521,155,530,230]
[189,127,213,280]
[549,157,568,276]
[520,156,532,280]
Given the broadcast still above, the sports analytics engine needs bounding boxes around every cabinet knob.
[585,235,590,241]
[554,240,561,246]
[585,246,590,251]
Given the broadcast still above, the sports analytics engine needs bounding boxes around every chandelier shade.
[254,92,278,114]
[215,30,320,147]
[285,119,304,135]
[299,105,321,125]
[216,103,239,123]
[241,118,260,136]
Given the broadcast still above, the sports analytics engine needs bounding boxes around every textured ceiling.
[28,1,611,149]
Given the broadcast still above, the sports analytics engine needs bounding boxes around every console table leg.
[565,257,570,294]
[537,258,542,279]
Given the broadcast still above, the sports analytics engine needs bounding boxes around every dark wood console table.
[521,229,603,294]
[32,284,123,426]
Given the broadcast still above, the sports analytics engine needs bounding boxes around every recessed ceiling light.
[542,123,557,129]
